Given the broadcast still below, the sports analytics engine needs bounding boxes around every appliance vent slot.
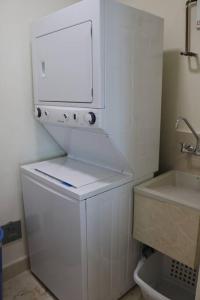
[170,259,197,287]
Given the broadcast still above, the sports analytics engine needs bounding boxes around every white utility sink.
[135,170,200,211]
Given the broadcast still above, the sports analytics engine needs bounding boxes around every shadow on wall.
[159,49,200,173]
[159,50,181,172]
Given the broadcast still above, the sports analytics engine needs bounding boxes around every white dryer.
[21,157,139,300]
[31,0,164,179]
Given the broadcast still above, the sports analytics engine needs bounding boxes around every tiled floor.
[3,271,144,300]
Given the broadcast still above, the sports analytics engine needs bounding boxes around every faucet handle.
[180,143,196,154]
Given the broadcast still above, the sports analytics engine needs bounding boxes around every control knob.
[85,112,96,125]
[36,107,42,118]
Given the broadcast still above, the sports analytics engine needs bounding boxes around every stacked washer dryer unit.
[21,1,163,300]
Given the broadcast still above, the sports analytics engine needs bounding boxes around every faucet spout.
[176,117,200,152]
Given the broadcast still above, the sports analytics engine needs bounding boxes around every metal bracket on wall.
[181,0,198,57]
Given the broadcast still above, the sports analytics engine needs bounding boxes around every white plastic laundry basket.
[134,252,198,300]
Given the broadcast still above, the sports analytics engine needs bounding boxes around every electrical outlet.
[2,221,22,245]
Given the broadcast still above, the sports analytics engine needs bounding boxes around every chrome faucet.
[176,117,200,156]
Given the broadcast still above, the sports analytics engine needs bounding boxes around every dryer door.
[34,21,93,104]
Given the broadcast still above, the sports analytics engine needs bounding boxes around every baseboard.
[3,256,29,282]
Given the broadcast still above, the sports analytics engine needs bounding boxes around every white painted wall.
[0,0,76,267]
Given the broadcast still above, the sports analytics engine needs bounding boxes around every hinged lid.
[35,157,121,188]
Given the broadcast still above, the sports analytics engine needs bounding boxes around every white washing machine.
[21,157,139,300]
[21,0,163,299]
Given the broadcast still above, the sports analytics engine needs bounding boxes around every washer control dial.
[36,107,42,118]
[85,112,96,125]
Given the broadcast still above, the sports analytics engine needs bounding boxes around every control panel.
[35,106,102,129]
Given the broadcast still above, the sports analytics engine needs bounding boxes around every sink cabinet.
[134,171,200,269]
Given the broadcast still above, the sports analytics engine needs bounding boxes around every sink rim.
[135,170,200,211]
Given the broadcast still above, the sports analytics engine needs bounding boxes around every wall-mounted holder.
[181,0,198,57]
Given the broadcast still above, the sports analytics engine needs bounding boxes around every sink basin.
[135,170,200,210]
[134,170,200,268]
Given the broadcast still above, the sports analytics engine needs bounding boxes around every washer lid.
[35,157,121,188]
